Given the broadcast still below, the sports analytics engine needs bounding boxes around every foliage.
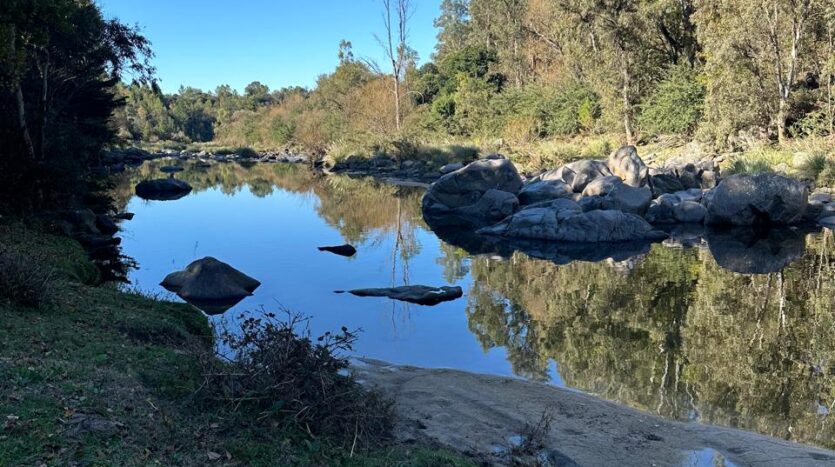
[639,64,705,136]
[199,311,393,446]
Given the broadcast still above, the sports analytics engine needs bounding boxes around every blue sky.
[98,0,442,94]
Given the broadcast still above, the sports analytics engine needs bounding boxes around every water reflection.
[114,160,835,449]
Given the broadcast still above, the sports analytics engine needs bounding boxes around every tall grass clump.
[0,248,57,308]
[197,310,393,449]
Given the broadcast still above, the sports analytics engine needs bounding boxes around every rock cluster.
[423,145,819,246]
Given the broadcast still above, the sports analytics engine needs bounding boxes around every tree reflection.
[466,233,835,448]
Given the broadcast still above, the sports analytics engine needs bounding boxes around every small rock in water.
[337,285,463,306]
[819,216,835,230]
[318,244,357,257]
[113,212,135,220]
[161,257,260,315]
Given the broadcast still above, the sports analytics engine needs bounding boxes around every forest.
[117,0,835,170]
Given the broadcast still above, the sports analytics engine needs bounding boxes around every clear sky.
[98,0,442,94]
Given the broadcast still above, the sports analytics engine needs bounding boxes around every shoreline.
[353,358,835,466]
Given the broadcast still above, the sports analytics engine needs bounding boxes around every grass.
[0,222,472,466]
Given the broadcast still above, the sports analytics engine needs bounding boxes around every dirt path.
[353,359,835,466]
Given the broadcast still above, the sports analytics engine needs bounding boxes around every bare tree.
[762,0,813,143]
[376,0,414,132]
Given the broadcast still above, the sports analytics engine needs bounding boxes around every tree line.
[120,0,835,156]
[0,0,152,211]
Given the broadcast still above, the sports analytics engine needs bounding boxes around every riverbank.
[0,223,468,466]
[355,359,835,466]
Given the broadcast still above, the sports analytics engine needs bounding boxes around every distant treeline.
[119,0,835,155]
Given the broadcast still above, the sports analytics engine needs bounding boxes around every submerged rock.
[340,285,463,306]
[318,244,357,257]
[477,207,666,243]
[135,179,193,201]
[705,173,808,226]
[161,257,260,314]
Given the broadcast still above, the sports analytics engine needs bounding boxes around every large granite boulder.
[705,173,808,226]
[161,257,260,314]
[477,207,666,243]
[422,158,522,227]
[135,178,193,201]
[579,181,652,216]
[518,179,572,205]
[608,145,648,187]
[650,173,685,197]
[537,160,612,193]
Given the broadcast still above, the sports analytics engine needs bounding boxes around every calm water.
[114,160,835,449]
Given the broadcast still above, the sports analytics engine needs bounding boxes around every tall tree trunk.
[620,48,635,145]
[393,74,401,131]
[7,26,36,161]
[777,96,788,143]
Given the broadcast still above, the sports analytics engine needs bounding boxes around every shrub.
[796,153,828,182]
[198,311,393,447]
[639,64,705,136]
[0,248,57,308]
[235,147,259,159]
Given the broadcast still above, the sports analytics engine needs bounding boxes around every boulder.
[580,183,652,216]
[161,257,260,314]
[113,212,135,221]
[135,179,193,201]
[518,180,572,205]
[66,209,100,235]
[340,285,463,306]
[608,145,648,187]
[318,244,357,257]
[95,215,118,235]
[520,198,583,213]
[673,201,707,223]
[705,173,808,226]
[537,160,612,193]
[819,216,835,229]
[422,158,522,227]
[439,162,464,174]
[649,173,685,197]
[581,176,623,197]
[477,207,666,243]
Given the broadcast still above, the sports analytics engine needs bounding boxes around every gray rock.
[518,179,573,205]
[520,198,583,213]
[161,257,261,314]
[537,160,612,193]
[810,192,833,204]
[700,170,718,189]
[135,179,193,201]
[819,216,835,229]
[477,207,666,243]
[582,183,652,216]
[581,176,623,197]
[673,201,707,223]
[95,215,118,235]
[341,285,463,306]
[650,173,685,197]
[66,209,100,235]
[705,173,809,226]
[422,158,522,227]
[439,162,464,174]
[608,145,648,187]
